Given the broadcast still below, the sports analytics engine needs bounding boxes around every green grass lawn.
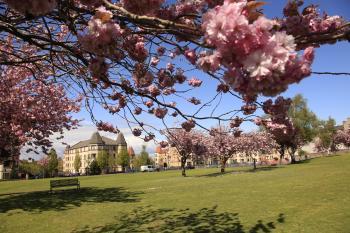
[1,154,350,233]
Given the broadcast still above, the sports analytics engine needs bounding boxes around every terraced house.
[63,131,127,174]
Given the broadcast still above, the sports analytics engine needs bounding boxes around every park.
[1,153,350,232]
[1,0,350,232]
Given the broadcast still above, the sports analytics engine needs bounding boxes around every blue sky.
[25,0,350,158]
[75,1,350,127]
[263,0,350,124]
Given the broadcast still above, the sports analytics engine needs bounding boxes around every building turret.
[116,133,127,153]
[89,132,104,145]
[128,146,135,158]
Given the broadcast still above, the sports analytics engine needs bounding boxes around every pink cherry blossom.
[4,0,57,16]
[132,128,142,136]
[188,97,201,105]
[154,108,168,119]
[181,119,196,132]
[151,57,160,66]
[121,0,165,15]
[188,77,203,87]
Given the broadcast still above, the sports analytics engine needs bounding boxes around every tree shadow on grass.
[0,187,143,213]
[196,166,283,177]
[73,206,285,233]
[246,166,284,173]
[294,159,311,164]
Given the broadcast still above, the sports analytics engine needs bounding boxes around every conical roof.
[89,132,104,144]
[156,146,163,154]
[128,146,135,157]
[116,132,127,146]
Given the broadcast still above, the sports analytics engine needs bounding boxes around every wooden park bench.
[50,178,80,192]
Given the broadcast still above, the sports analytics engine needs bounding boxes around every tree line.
[165,94,350,176]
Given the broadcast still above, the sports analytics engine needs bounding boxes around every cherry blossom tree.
[0,0,349,154]
[206,126,242,173]
[0,64,80,163]
[334,129,350,149]
[165,128,206,176]
[255,97,299,163]
[240,132,276,169]
[316,127,350,153]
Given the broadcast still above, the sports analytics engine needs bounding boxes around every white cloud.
[21,123,157,160]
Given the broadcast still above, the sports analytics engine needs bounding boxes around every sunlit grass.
[1,154,350,233]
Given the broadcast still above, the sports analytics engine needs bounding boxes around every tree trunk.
[181,157,186,177]
[279,145,285,165]
[220,158,227,173]
[253,158,256,170]
[290,147,297,164]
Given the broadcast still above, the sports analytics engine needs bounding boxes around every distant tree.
[261,95,319,164]
[241,132,277,169]
[89,160,101,175]
[74,153,82,173]
[206,126,238,173]
[287,94,320,161]
[57,157,63,173]
[117,148,130,172]
[334,129,350,148]
[19,161,41,177]
[47,148,58,177]
[37,157,49,178]
[108,154,116,172]
[139,145,152,166]
[132,156,141,170]
[166,129,206,177]
[315,118,338,153]
[0,64,80,164]
[97,151,109,174]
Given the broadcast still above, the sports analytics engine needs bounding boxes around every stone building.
[154,146,194,168]
[63,131,127,174]
[154,146,283,168]
[342,117,350,131]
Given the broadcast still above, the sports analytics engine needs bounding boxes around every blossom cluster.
[230,116,243,128]
[200,0,315,98]
[121,0,165,15]
[181,119,196,132]
[132,128,142,136]
[188,77,203,87]
[154,108,168,119]
[255,97,296,145]
[262,96,292,120]
[74,0,102,8]
[79,6,124,59]
[4,0,57,16]
[96,121,119,133]
[282,1,345,38]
